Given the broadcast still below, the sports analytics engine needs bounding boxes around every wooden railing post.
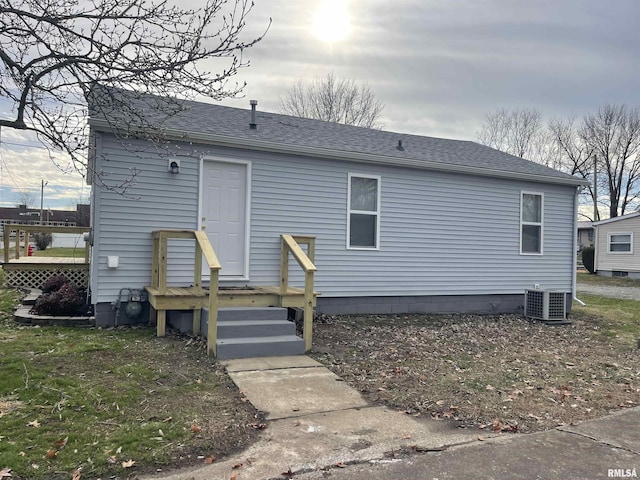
[158,233,168,295]
[3,228,10,263]
[304,270,315,351]
[24,231,30,257]
[280,236,289,295]
[14,228,20,260]
[151,234,160,288]
[193,240,203,335]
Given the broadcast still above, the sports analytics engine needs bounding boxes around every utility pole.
[593,155,598,222]
[39,179,48,225]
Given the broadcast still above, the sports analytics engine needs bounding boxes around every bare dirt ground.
[310,313,640,433]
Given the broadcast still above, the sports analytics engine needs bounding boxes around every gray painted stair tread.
[217,335,304,345]
[217,319,293,326]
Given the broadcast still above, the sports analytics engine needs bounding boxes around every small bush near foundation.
[582,247,595,274]
[41,274,70,294]
[32,276,84,315]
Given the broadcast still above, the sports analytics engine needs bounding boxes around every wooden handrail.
[280,234,317,351]
[3,224,90,264]
[150,229,221,356]
[194,231,222,271]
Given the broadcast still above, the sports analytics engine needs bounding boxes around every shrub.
[41,274,70,294]
[32,283,83,316]
[582,246,595,274]
[33,232,52,250]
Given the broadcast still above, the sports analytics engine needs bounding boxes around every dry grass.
[311,311,640,434]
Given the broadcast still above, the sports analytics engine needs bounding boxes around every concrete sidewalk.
[144,356,639,480]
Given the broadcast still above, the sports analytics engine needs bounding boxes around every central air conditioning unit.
[524,289,566,321]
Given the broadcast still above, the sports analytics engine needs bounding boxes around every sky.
[1,0,638,208]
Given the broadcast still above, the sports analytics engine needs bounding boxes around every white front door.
[201,160,249,278]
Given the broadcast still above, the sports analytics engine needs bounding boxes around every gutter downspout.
[573,186,586,306]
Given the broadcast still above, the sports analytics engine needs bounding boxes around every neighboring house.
[577,221,595,250]
[87,88,587,327]
[593,212,640,279]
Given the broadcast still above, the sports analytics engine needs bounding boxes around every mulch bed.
[310,313,640,433]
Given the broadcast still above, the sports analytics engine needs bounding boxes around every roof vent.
[396,139,405,151]
[249,100,258,129]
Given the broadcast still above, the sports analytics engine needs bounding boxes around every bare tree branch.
[278,72,384,129]
[0,0,269,193]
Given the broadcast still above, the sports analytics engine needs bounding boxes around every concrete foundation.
[93,293,574,327]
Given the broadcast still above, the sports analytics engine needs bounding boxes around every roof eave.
[593,211,640,226]
[89,118,589,187]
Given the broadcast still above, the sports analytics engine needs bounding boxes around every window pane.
[522,225,541,253]
[351,177,377,211]
[610,234,631,243]
[350,213,376,247]
[610,243,631,252]
[522,194,541,223]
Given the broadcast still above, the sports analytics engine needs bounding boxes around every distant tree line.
[477,105,640,220]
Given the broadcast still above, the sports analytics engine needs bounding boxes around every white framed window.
[608,232,633,254]
[347,173,381,249]
[520,191,543,255]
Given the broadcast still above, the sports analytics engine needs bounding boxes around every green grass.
[0,247,85,259]
[573,293,640,345]
[32,247,85,258]
[0,286,259,479]
[577,271,640,287]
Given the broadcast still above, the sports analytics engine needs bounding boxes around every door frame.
[198,155,252,281]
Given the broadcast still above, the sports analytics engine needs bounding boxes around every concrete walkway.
[143,356,487,480]
[145,356,639,480]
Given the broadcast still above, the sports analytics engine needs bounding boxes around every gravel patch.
[577,283,640,301]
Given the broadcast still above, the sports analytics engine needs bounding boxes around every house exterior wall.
[595,216,640,276]
[91,132,578,316]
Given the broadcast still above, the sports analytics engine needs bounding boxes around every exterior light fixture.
[168,160,180,174]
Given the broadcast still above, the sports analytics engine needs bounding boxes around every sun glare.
[312,0,351,43]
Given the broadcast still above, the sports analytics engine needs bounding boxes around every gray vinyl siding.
[595,216,640,273]
[91,133,577,304]
[91,133,199,302]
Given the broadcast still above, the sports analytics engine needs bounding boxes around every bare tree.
[0,0,268,192]
[580,104,640,218]
[17,189,37,208]
[278,72,384,128]
[548,116,598,220]
[477,108,544,159]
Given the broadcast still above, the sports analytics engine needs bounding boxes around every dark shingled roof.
[88,87,586,186]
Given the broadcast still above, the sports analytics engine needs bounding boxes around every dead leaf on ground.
[293,419,301,426]
[54,437,68,449]
[485,385,495,391]
[249,423,267,430]
[0,468,11,478]
[204,454,216,464]
[121,459,135,468]
[336,462,347,468]
[478,436,487,441]
[281,468,294,479]
[232,463,243,469]
[27,420,40,428]
[191,424,202,433]
[45,449,57,459]
[230,475,238,480]
[71,467,82,480]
